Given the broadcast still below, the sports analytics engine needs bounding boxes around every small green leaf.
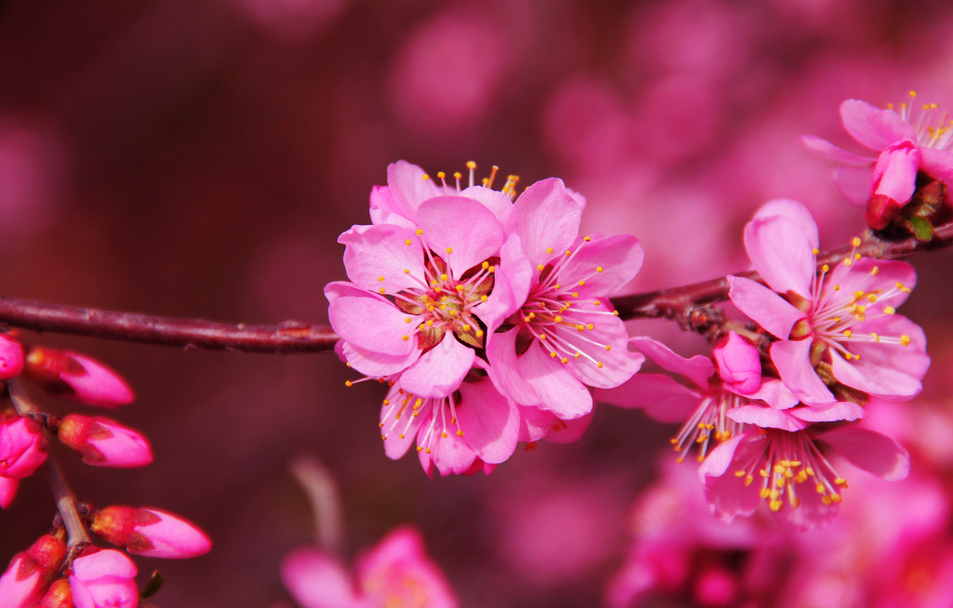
[909,216,935,242]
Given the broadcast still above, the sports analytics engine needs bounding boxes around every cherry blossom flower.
[700,402,908,529]
[486,177,644,420]
[68,549,138,608]
[281,526,457,608]
[90,506,212,559]
[802,93,953,229]
[0,333,24,380]
[0,413,48,507]
[728,199,929,405]
[598,334,795,462]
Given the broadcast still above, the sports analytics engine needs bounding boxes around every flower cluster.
[327,161,645,476]
[0,332,211,607]
[604,198,927,528]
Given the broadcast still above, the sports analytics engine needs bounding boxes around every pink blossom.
[728,199,929,405]
[22,347,134,407]
[90,506,212,559]
[485,176,645,420]
[701,402,908,529]
[0,476,16,509]
[379,376,519,477]
[598,335,795,461]
[802,94,953,228]
[0,413,48,480]
[57,414,153,468]
[0,333,24,380]
[281,526,457,608]
[68,549,138,608]
[0,534,67,608]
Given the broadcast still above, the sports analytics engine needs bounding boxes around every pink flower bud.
[91,506,212,559]
[0,476,18,509]
[0,534,67,608]
[23,347,134,408]
[0,334,24,380]
[0,413,48,479]
[68,549,138,608]
[38,578,72,608]
[711,331,761,394]
[57,415,152,468]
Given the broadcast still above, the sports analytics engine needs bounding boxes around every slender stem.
[0,224,949,350]
[8,381,92,550]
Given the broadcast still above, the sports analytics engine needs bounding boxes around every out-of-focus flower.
[0,334,24,380]
[728,199,929,405]
[90,506,212,559]
[486,177,644,421]
[68,549,138,608]
[379,376,517,478]
[701,403,908,529]
[22,348,134,407]
[0,534,67,608]
[803,93,953,229]
[57,414,152,468]
[282,526,457,608]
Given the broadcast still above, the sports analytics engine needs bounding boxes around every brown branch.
[0,224,949,351]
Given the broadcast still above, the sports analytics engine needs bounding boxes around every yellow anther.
[422,174,430,180]
[554,316,563,322]
[854,253,862,260]
[565,250,572,257]
[560,357,568,364]
[405,317,412,323]
[488,266,495,273]
[476,330,485,338]
[597,362,604,369]
[345,380,354,387]
[480,295,488,302]
[466,160,477,170]
[586,324,594,330]
[456,430,464,437]
[404,268,410,274]
[812,248,820,255]
[834,284,840,291]
[482,261,489,269]
[854,290,865,299]
[455,284,464,292]
[770,500,782,512]
[546,247,554,254]
[446,247,453,254]
[884,306,896,315]
[735,470,746,477]
[379,288,386,294]
[612,311,620,316]
[539,334,547,341]
[550,351,557,358]
[867,294,877,303]
[425,320,434,326]
[822,264,830,272]
[378,276,385,282]
[584,236,592,242]
[462,324,471,332]
[594,300,601,306]
[900,335,911,346]
[402,335,409,341]
[440,273,448,281]
[441,432,448,438]
[605,345,611,352]
[852,237,861,247]
[416,228,423,236]
[437,171,446,179]
[871,266,880,275]
[844,258,853,266]
[537,264,545,271]
[871,333,880,342]
[572,292,579,298]
[844,353,853,361]
[844,329,853,338]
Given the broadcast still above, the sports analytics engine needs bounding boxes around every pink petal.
[712,331,761,394]
[744,212,816,297]
[556,234,644,296]
[919,147,953,183]
[840,99,914,151]
[339,224,426,294]
[328,296,419,356]
[628,336,714,389]
[698,434,746,479]
[727,276,803,340]
[517,341,593,419]
[0,477,17,508]
[399,333,475,398]
[71,549,137,580]
[459,185,514,225]
[595,374,702,423]
[369,185,416,228]
[387,160,443,219]
[819,426,910,481]
[281,548,357,608]
[478,235,533,333]
[833,166,874,206]
[423,422,478,477]
[871,142,920,205]
[133,509,212,559]
[700,433,765,523]
[508,178,583,267]
[790,401,865,423]
[324,280,379,303]
[517,406,556,442]
[770,339,835,404]
[800,135,874,166]
[455,380,519,464]
[380,398,424,460]
[751,198,819,250]
[416,197,505,277]
[544,411,593,444]
[339,340,420,378]
[726,405,806,431]
[830,350,925,401]
[738,378,798,409]
[355,527,458,608]
[560,305,644,389]
[484,328,540,406]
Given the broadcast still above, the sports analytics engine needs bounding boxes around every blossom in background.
[803,93,953,229]
[282,526,457,608]
[728,199,929,405]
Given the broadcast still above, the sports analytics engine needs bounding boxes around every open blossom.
[282,526,457,608]
[701,401,908,529]
[598,334,795,462]
[802,93,953,229]
[728,199,929,405]
[68,549,138,608]
[485,177,644,420]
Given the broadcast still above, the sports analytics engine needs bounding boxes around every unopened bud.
[23,347,134,408]
[68,549,138,608]
[712,332,761,394]
[0,476,18,509]
[0,334,24,380]
[38,578,72,608]
[91,506,212,559]
[58,415,152,468]
[0,413,49,479]
[0,534,68,608]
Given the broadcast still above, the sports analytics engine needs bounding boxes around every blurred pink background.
[2,0,953,606]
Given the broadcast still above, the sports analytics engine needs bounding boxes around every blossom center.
[889,90,953,151]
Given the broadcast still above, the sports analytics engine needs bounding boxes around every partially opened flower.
[728,199,929,405]
[282,526,457,608]
[802,93,953,229]
[68,549,138,608]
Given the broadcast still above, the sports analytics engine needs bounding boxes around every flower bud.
[0,334,24,380]
[91,506,212,559]
[23,347,134,407]
[711,332,761,394]
[38,578,72,608]
[68,549,138,608]
[0,413,48,479]
[0,534,68,608]
[57,415,152,468]
[0,476,18,509]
